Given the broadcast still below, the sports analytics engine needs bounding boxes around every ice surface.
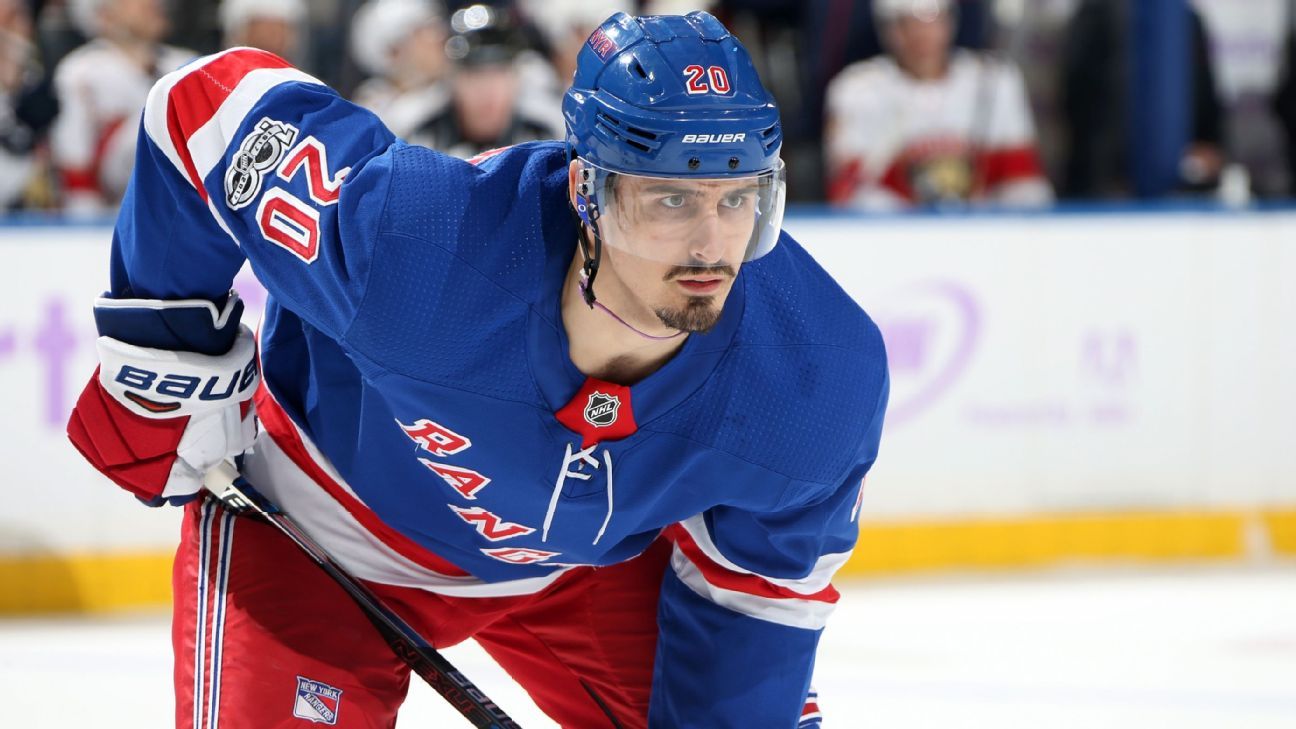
[2,565,1295,728]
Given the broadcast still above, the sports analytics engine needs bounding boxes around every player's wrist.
[93,290,246,354]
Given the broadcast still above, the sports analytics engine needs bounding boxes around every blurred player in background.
[0,0,39,209]
[52,0,192,214]
[520,0,634,86]
[66,10,886,728]
[401,3,562,157]
[349,0,450,133]
[220,0,305,62]
[824,0,1052,209]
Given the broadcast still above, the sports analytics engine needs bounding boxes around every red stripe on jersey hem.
[665,524,840,604]
[254,383,472,578]
[165,49,294,199]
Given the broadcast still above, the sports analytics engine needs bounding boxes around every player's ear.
[567,159,583,210]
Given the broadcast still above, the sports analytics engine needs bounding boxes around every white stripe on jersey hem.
[669,544,836,630]
[243,410,572,598]
[679,514,851,595]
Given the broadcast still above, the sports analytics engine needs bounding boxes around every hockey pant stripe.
[192,500,237,729]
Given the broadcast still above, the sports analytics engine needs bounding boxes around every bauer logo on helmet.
[681,133,747,145]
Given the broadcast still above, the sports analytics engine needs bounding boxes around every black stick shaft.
[202,461,522,729]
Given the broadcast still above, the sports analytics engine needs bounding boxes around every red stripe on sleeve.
[164,49,294,200]
[666,524,840,604]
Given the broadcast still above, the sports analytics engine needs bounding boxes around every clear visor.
[579,158,787,267]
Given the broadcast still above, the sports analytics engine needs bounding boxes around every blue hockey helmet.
[563,11,783,178]
[563,12,787,293]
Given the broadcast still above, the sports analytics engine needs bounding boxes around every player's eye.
[660,194,687,209]
[719,192,750,209]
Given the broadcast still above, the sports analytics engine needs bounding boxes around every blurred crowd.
[2,0,1295,214]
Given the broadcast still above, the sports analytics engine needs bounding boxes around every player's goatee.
[656,297,722,333]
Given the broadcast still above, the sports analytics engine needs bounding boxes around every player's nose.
[686,213,727,265]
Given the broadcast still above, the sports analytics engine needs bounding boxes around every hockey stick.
[202,460,523,729]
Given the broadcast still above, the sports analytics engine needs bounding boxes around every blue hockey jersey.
[109,48,888,728]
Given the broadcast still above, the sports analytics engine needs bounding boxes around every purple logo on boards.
[874,280,981,430]
[6,275,269,432]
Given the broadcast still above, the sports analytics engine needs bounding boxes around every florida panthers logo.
[225,117,298,210]
[583,391,621,428]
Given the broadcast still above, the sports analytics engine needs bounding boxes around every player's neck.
[896,56,949,82]
[561,255,688,386]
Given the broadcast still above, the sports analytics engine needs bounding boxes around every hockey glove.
[67,293,259,506]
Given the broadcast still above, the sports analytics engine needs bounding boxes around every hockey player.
[824,0,1053,209]
[220,0,305,62]
[67,11,886,729]
[349,0,450,132]
[53,0,193,214]
[399,4,563,159]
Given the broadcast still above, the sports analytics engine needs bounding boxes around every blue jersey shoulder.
[342,142,573,401]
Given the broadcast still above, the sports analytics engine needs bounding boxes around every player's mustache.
[664,264,736,281]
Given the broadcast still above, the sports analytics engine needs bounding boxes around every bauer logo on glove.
[98,330,260,419]
[110,357,258,415]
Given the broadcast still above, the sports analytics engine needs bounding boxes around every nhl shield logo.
[583,391,621,428]
[293,676,342,725]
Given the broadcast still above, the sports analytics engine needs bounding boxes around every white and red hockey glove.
[67,293,259,506]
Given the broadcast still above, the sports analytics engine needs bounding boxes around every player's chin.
[654,295,724,334]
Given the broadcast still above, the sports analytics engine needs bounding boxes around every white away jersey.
[51,39,194,213]
[825,49,1053,209]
